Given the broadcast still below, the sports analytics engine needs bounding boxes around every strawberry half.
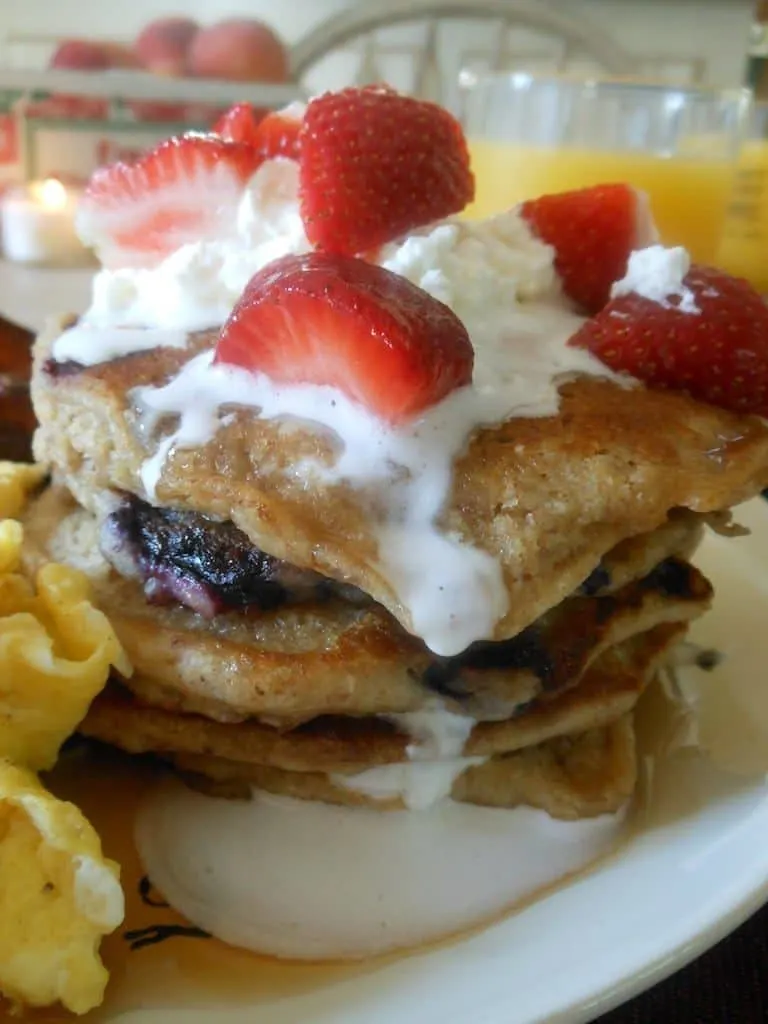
[298,85,474,256]
[252,106,303,160]
[214,102,302,160]
[520,184,657,314]
[77,134,264,268]
[214,251,474,425]
[570,260,768,417]
[213,102,263,144]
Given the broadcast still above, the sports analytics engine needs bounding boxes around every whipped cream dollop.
[611,245,699,314]
[52,157,310,364]
[89,158,309,330]
[136,780,627,960]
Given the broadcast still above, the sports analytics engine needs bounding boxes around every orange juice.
[466,140,736,263]
[717,139,768,293]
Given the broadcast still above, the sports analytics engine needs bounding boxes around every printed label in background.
[717,141,768,295]
[0,113,17,165]
[0,89,22,189]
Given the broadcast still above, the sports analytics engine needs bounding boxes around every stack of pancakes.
[26,324,768,819]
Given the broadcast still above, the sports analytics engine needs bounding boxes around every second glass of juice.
[459,72,750,263]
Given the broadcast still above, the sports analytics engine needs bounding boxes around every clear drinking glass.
[458,71,751,263]
[717,101,768,292]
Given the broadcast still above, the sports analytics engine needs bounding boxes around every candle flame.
[39,179,68,211]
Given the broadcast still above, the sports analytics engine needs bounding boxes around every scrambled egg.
[0,462,131,1014]
[0,761,124,1014]
[0,522,131,772]
[0,462,46,520]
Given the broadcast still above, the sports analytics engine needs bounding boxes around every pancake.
[24,485,711,721]
[168,716,637,820]
[589,509,704,594]
[80,625,680,777]
[32,321,768,648]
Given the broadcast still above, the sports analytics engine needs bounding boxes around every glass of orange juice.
[459,72,750,263]
[717,102,768,292]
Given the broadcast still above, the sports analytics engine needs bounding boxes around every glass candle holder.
[1,178,92,267]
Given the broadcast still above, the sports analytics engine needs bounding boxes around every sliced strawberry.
[298,85,474,256]
[77,133,264,268]
[252,107,302,160]
[214,103,302,160]
[520,184,657,314]
[213,103,263,144]
[214,251,474,425]
[570,260,768,417]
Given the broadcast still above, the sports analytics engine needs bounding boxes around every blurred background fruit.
[40,14,291,127]
[187,18,289,83]
[46,40,116,118]
[97,42,144,70]
[134,16,200,77]
[47,15,290,86]
[49,39,113,71]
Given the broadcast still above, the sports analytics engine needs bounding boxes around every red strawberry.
[298,86,474,256]
[520,184,656,314]
[252,107,302,160]
[77,134,264,268]
[214,103,302,160]
[570,262,768,417]
[213,102,262,143]
[214,251,474,425]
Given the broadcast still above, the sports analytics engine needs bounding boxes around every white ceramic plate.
[110,498,768,1024]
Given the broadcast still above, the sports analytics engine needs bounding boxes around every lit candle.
[1,179,91,266]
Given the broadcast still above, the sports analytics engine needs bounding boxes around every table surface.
[0,263,766,1023]
[0,259,94,331]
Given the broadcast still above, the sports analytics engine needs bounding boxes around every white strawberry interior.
[76,148,256,267]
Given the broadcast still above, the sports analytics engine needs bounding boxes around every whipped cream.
[611,245,699,314]
[387,703,476,759]
[132,211,619,655]
[136,780,627,960]
[53,326,189,366]
[63,157,310,342]
[332,758,486,810]
[335,703,483,810]
[51,158,310,366]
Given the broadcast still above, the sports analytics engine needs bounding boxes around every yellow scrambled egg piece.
[0,522,131,771]
[0,463,131,1014]
[0,461,47,520]
[0,761,124,1014]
